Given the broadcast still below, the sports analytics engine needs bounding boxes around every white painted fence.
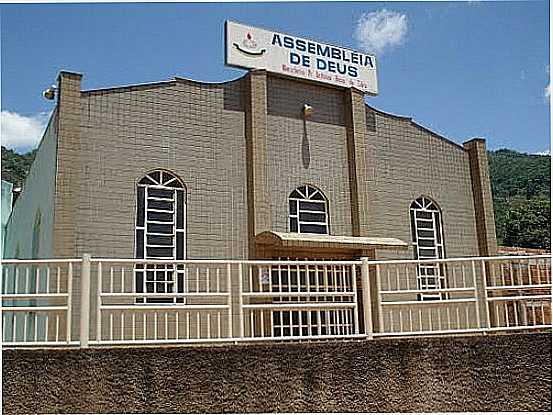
[1,259,79,346]
[374,257,482,336]
[238,260,363,341]
[91,259,233,345]
[484,255,551,331]
[1,254,550,347]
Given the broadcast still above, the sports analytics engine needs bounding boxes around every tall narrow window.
[410,196,446,300]
[135,170,186,303]
[289,185,329,234]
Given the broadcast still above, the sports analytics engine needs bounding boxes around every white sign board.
[225,21,378,95]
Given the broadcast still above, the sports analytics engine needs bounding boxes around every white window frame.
[410,196,446,301]
[289,185,329,235]
[134,170,186,304]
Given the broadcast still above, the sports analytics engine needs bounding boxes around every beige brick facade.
[265,76,353,242]
[364,108,482,261]
[76,77,249,260]
[6,70,496,264]
[4,69,502,337]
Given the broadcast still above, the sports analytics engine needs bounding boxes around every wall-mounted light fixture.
[42,85,57,100]
[302,104,313,118]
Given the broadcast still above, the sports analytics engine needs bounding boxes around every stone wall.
[3,332,551,413]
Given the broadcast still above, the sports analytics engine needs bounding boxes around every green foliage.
[1,146,36,188]
[503,197,550,249]
[489,149,550,199]
[488,149,551,249]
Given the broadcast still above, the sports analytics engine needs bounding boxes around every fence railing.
[484,255,551,331]
[374,258,481,336]
[1,254,550,347]
[91,258,233,345]
[239,260,363,341]
[1,259,80,346]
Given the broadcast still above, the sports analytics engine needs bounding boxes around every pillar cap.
[463,137,486,146]
[57,70,83,81]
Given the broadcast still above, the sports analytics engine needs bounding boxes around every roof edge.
[81,72,248,95]
[365,103,466,151]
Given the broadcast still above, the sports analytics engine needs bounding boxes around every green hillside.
[1,146,551,249]
[488,149,550,249]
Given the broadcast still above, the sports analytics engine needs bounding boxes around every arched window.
[289,185,329,234]
[135,170,186,303]
[410,196,446,300]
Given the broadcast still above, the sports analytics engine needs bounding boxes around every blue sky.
[0,1,550,154]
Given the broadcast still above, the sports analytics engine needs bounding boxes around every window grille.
[134,170,186,304]
[289,185,329,234]
[410,196,446,300]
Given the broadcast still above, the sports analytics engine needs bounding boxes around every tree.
[488,149,550,248]
[503,197,551,249]
[1,146,36,187]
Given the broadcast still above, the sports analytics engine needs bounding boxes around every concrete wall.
[365,107,480,260]
[76,77,248,260]
[2,333,550,413]
[265,76,353,237]
[4,109,59,259]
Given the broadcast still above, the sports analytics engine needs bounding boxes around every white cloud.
[535,149,550,156]
[0,111,50,152]
[354,9,408,55]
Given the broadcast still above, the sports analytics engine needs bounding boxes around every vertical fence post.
[96,261,102,343]
[237,262,244,339]
[66,262,73,344]
[375,263,384,334]
[227,263,233,339]
[80,254,91,348]
[480,260,491,330]
[360,257,373,339]
[351,264,360,335]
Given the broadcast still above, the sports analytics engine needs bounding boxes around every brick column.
[52,71,83,258]
[345,88,380,332]
[344,88,371,238]
[464,138,498,257]
[244,70,271,258]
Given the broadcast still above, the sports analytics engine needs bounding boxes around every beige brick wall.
[4,71,499,337]
[364,107,480,260]
[76,77,249,260]
[464,139,498,257]
[53,72,83,258]
[265,76,353,237]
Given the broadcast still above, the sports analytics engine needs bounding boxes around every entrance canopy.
[255,231,409,251]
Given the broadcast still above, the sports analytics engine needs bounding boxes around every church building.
[4,22,498,297]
